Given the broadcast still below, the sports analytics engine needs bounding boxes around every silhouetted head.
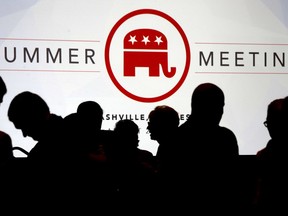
[265,98,286,140]
[191,83,225,126]
[147,105,179,141]
[114,119,139,149]
[77,100,103,131]
[8,91,50,140]
[0,76,7,104]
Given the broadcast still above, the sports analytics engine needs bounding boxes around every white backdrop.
[1,0,288,156]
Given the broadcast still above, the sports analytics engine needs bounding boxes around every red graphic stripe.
[195,42,288,46]
[195,71,288,74]
[0,38,100,43]
[0,69,100,73]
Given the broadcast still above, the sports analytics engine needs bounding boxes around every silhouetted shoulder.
[137,148,154,161]
[217,126,239,156]
[0,131,14,163]
[0,131,12,146]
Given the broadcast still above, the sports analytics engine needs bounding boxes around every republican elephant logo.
[123,28,176,78]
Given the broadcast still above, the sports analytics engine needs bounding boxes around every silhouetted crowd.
[1,76,288,214]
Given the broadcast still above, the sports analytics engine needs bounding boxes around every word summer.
[1,46,96,64]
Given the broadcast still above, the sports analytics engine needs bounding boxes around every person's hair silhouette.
[114,119,140,150]
[77,100,103,132]
[8,91,50,141]
[191,82,224,127]
[147,105,179,143]
[263,98,287,141]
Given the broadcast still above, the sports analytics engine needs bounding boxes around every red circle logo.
[105,9,190,103]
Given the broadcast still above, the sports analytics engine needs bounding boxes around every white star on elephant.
[142,35,150,45]
[154,36,163,45]
[128,35,137,45]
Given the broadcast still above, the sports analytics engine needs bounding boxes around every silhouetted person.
[255,98,288,214]
[177,82,239,213]
[63,100,117,212]
[7,91,72,211]
[8,91,68,163]
[0,76,14,213]
[113,119,155,171]
[147,105,180,174]
[147,105,181,213]
[111,119,156,213]
[64,100,108,162]
[76,100,115,162]
[0,76,14,166]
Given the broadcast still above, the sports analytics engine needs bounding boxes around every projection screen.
[1,0,288,156]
